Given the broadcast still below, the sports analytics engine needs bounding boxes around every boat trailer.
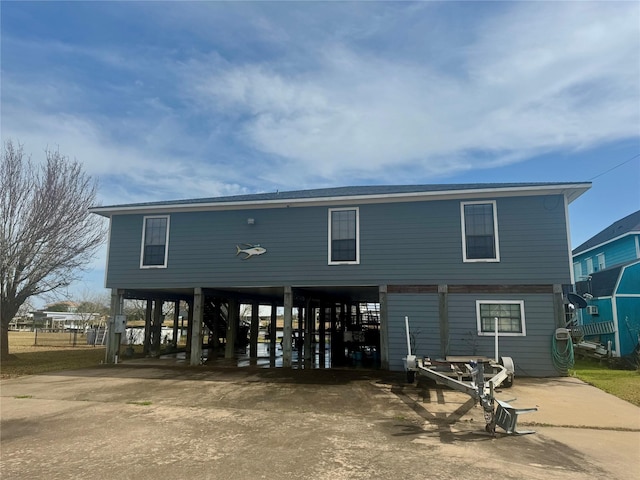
[403,317,537,436]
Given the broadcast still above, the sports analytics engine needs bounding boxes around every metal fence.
[33,328,87,347]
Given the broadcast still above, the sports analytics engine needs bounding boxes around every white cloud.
[3,1,639,201]
[186,2,639,182]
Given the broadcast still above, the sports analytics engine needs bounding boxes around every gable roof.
[573,210,640,256]
[575,264,625,298]
[90,181,591,217]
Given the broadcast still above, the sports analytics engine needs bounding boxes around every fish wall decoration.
[236,244,267,259]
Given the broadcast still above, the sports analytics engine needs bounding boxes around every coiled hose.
[552,333,575,374]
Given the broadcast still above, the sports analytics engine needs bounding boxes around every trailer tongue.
[403,317,537,436]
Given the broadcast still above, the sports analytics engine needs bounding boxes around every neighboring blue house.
[91,182,590,376]
[573,210,640,358]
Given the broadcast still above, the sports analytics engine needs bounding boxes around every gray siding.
[106,194,571,289]
[387,292,558,376]
[387,293,441,371]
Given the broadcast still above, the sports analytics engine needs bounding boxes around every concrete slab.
[1,365,638,480]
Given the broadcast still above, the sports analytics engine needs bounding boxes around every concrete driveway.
[1,364,639,480]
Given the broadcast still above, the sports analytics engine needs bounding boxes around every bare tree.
[0,140,106,358]
[75,291,111,329]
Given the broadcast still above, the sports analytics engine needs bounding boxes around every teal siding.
[579,263,640,356]
[574,235,639,274]
[106,194,571,289]
[617,262,640,295]
[616,297,640,356]
[616,262,640,356]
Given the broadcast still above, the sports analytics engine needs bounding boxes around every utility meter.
[114,314,127,334]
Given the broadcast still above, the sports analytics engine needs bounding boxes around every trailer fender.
[499,356,515,388]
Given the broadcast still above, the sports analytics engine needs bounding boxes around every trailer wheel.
[406,370,415,384]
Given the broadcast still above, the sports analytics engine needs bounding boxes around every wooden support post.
[172,301,180,347]
[185,300,193,359]
[225,298,238,359]
[250,301,259,359]
[283,286,293,368]
[106,289,124,364]
[304,299,313,366]
[269,302,277,366]
[190,288,204,366]
[151,300,162,356]
[211,300,221,358]
[379,285,389,370]
[318,303,326,368]
[439,284,449,359]
[331,303,344,366]
[553,284,565,328]
[143,299,152,356]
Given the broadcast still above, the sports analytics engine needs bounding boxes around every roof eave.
[89,182,592,217]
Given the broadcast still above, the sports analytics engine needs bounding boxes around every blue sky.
[2,1,639,303]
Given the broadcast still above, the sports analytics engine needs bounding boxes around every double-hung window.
[476,300,526,336]
[140,215,170,268]
[328,207,359,264]
[573,262,583,281]
[586,257,594,274]
[461,201,500,262]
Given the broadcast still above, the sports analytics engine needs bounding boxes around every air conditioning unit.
[586,305,599,316]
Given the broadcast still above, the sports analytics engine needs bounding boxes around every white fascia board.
[89,183,592,217]
[573,232,640,258]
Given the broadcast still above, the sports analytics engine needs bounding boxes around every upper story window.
[573,262,583,281]
[586,257,594,274]
[140,215,170,268]
[596,253,606,271]
[476,300,526,336]
[461,201,500,262]
[328,207,359,264]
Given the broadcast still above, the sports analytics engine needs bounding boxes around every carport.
[105,284,385,370]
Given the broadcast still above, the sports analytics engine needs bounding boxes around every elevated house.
[573,210,640,358]
[90,182,590,376]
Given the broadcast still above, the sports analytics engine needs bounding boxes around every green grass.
[1,348,107,378]
[570,358,640,407]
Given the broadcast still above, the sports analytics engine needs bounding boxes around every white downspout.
[611,265,627,358]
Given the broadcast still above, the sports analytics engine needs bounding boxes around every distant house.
[91,182,590,376]
[573,210,640,357]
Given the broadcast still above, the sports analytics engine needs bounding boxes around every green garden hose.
[552,333,575,374]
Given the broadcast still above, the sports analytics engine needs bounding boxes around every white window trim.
[573,262,583,281]
[140,215,170,269]
[596,253,605,271]
[461,200,500,263]
[476,300,526,337]
[586,257,594,274]
[328,207,360,265]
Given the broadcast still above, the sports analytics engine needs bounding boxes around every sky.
[1,1,639,305]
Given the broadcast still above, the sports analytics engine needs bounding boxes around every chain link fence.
[33,328,89,347]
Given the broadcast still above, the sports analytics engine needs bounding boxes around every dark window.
[331,209,357,262]
[142,217,168,267]
[479,303,524,334]
[464,203,497,260]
